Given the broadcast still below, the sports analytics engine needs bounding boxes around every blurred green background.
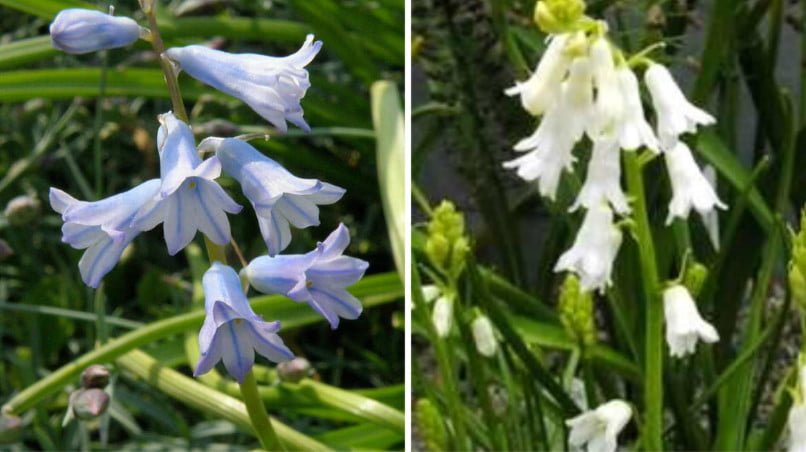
[0,0,404,449]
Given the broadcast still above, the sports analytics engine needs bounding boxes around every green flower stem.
[117,349,327,451]
[623,152,663,451]
[411,258,469,449]
[143,3,189,122]
[240,370,285,451]
[1,273,399,416]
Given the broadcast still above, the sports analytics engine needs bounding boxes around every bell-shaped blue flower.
[199,137,344,256]
[245,223,369,329]
[49,179,160,288]
[50,9,141,55]
[131,113,243,255]
[195,262,294,383]
[165,35,322,133]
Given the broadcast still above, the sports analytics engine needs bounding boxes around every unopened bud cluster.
[425,201,470,278]
[558,274,596,347]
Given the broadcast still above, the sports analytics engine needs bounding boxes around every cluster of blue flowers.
[47,7,368,383]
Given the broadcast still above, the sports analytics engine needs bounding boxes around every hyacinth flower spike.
[195,262,294,383]
[131,113,242,255]
[165,35,323,133]
[50,8,142,55]
[49,179,160,288]
[245,223,369,329]
[199,137,345,255]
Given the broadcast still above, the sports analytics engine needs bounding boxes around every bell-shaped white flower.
[471,314,497,357]
[663,284,719,357]
[571,138,630,214]
[503,57,592,199]
[664,141,726,224]
[644,63,715,146]
[789,404,806,452]
[589,37,623,139]
[616,67,659,152]
[787,365,806,452]
[50,9,141,55]
[505,33,572,116]
[566,399,632,452]
[165,35,322,133]
[555,203,622,293]
[432,295,453,338]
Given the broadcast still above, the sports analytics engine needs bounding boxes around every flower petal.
[275,194,320,228]
[220,320,255,383]
[307,255,369,288]
[246,254,312,295]
[194,327,224,377]
[162,188,197,256]
[319,223,351,261]
[257,211,292,256]
[77,233,131,288]
[309,287,363,322]
[247,320,294,363]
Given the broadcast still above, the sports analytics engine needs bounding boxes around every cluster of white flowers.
[506,25,725,293]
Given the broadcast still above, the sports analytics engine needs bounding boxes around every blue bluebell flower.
[199,137,344,255]
[195,262,294,383]
[131,113,242,255]
[49,179,161,288]
[50,9,141,55]
[165,35,323,133]
[245,224,369,329]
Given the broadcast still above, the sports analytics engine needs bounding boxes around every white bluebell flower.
[644,63,715,147]
[199,136,345,256]
[131,113,242,255]
[566,399,632,452]
[245,224,369,329]
[49,179,160,288]
[165,35,323,133]
[194,262,293,383]
[663,285,719,358]
[50,9,141,55]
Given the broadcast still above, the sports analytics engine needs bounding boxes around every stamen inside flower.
[188,181,197,189]
[306,280,313,288]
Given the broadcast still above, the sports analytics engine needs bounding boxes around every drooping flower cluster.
[506,15,725,293]
[47,8,368,383]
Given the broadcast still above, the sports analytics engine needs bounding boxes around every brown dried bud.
[71,388,109,420]
[277,357,312,383]
[80,364,110,389]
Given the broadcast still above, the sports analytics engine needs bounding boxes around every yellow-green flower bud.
[790,209,806,313]
[425,233,450,269]
[558,274,596,347]
[449,236,470,277]
[416,398,447,451]
[683,262,708,297]
[534,0,586,34]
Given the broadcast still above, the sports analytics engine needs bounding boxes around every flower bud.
[70,388,110,420]
[80,364,110,389]
[4,194,40,226]
[472,314,497,357]
[488,384,508,417]
[416,398,447,452]
[449,236,470,277]
[50,9,141,55]
[683,261,708,297]
[425,233,450,269]
[534,0,586,34]
[558,274,597,347]
[0,414,23,445]
[432,295,454,338]
[277,357,313,383]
